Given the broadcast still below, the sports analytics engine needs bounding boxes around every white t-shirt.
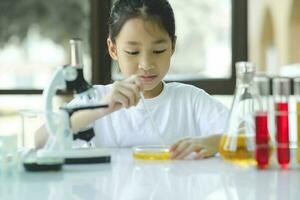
[73,82,229,147]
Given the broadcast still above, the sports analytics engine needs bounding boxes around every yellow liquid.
[133,151,170,160]
[219,134,256,165]
[297,102,300,163]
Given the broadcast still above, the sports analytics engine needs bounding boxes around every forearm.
[70,107,112,133]
[34,107,112,149]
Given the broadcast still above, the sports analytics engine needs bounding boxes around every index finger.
[126,75,144,91]
[126,74,138,82]
[170,141,180,152]
[170,137,188,152]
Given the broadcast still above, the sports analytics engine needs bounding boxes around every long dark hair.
[108,0,176,47]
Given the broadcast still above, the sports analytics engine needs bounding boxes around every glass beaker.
[19,109,44,149]
[0,111,21,173]
[273,77,291,169]
[219,61,257,166]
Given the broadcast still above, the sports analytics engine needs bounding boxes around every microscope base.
[23,149,64,172]
[63,148,111,164]
[23,148,111,171]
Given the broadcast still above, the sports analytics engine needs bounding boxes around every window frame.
[0,0,247,95]
[178,0,248,94]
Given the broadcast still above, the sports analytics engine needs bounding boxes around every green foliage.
[0,0,90,46]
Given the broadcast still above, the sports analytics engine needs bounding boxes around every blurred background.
[0,0,232,91]
[249,0,300,77]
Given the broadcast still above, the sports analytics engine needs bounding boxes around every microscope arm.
[43,67,67,138]
[41,65,78,152]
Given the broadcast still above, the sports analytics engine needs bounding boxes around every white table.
[1,148,300,200]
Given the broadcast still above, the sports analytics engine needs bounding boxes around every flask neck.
[236,79,254,90]
[235,61,255,87]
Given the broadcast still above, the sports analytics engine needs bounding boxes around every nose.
[138,63,154,71]
[138,54,154,70]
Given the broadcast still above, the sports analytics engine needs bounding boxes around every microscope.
[23,39,111,171]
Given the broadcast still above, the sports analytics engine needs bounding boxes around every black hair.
[108,0,176,47]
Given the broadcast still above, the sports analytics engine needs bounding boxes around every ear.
[171,36,177,55]
[107,38,118,60]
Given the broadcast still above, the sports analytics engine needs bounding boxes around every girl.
[36,0,229,160]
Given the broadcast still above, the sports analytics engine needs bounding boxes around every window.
[0,1,93,148]
[0,0,91,90]
[249,0,300,77]
[168,0,231,79]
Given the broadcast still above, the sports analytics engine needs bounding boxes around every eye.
[124,50,139,55]
[153,49,166,54]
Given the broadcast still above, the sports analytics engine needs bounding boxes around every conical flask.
[220,61,257,165]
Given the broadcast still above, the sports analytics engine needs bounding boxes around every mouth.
[139,75,158,83]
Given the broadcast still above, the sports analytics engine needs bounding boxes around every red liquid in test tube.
[276,102,290,169]
[255,112,269,169]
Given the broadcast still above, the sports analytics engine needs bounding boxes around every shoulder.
[165,82,203,92]
[165,82,210,99]
[165,82,228,112]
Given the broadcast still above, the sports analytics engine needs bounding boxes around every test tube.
[273,77,290,169]
[294,78,300,163]
[254,76,270,169]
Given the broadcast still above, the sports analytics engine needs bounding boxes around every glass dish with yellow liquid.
[132,145,170,160]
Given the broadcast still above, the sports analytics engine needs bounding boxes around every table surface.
[1,148,300,200]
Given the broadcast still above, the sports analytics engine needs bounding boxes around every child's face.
[108,18,174,95]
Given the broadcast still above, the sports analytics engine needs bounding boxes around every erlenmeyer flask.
[219,61,257,165]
